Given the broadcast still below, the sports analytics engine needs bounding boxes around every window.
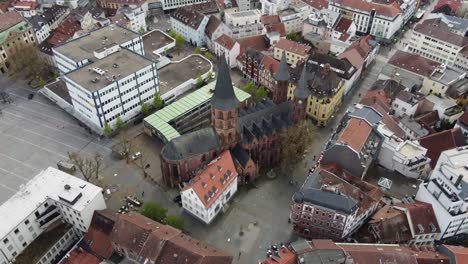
[28,226,33,232]
[3,239,8,244]
[14,229,19,234]
[24,220,30,225]
[22,242,27,247]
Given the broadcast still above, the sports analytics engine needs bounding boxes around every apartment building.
[11,1,40,18]
[0,11,36,74]
[0,167,106,264]
[273,39,311,65]
[416,146,468,240]
[328,0,409,40]
[97,0,148,16]
[291,168,383,240]
[409,17,468,69]
[225,9,264,39]
[181,151,238,224]
[170,7,209,47]
[162,0,209,10]
[214,34,240,68]
[278,8,304,34]
[53,25,143,74]
[204,15,232,51]
[116,5,146,33]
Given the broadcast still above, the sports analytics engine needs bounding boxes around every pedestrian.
[142,191,145,197]
[238,251,242,260]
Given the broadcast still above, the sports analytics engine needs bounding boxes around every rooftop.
[228,9,261,18]
[59,246,101,264]
[53,24,139,62]
[418,128,465,168]
[142,30,174,61]
[65,49,153,92]
[330,0,401,18]
[415,18,468,47]
[182,151,238,208]
[389,50,441,78]
[215,34,236,50]
[0,10,24,33]
[395,201,440,235]
[170,7,206,30]
[337,117,373,153]
[400,115,430,138]
[16,223,73,264]
[275,39,311,56]
[0,167,102,238]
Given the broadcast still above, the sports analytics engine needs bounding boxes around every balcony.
[444,106,462,117]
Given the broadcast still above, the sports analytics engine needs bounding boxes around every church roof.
[161,127,220,161]
[294,64,310,99]
[212,55,239,111]
[274,50,290,81]
[238,100,292,143]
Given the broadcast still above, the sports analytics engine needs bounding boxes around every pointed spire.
[274,50,290,81]
[212,54,239,111]
[294,63,310,99]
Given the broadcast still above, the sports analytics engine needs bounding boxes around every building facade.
[415,146,468,240]
[170,7,209,47]
[0,11,36,74]
[273,38,311,65]
[162,0,209,10]
[225,9,264,39]
[0,167,106,263]
[181,151,238,224]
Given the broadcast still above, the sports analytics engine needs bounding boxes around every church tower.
[211,55,239,148]
[292,64,309,124]
[273,50,290,104]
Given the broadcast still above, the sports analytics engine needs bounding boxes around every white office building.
[53,24,144,74]
[170,7,209,47]
[162,0,209,11]
[416,146,468,240]
[119,5,147,33]
[181,151,238,225]
[260,0,290,15]
[225,9,264,38]
[0,167,106,264]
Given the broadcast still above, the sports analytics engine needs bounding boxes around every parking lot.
[158,55,212,94]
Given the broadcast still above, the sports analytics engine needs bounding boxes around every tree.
[139,26,145,34]
[255,86,268,101]
[243,82,256,96]
[168,30,177,38]
[53,72,59,80]
[195,47,202,54]
[165,215,184,230]
[197,75,204,87]
[163,47,169,55]
[286,32,300,41]
[141,102,150,116]
[208,71,214,82]
[203,51,213,61]
[8,44,47,79]
[68,152,103,185]
[103,122,112,136]
[152,92,163,110]
[280,121,315,172]
[140,202,167,222]
[116,116,125,129]
[175,35,185,48]
[38,77,47,88]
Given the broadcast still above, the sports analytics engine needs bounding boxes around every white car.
[200,47,208,52]
[132,152,141,160]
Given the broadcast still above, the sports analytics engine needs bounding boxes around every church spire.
[211,54,239,111]
[294,63,310,99]
[274,50,290,81]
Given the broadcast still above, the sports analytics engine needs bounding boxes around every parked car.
[200,47,208,52]
[173,195,181,203]
[28,93,34,100]
[166,54,173,59]
[132,152,141,160]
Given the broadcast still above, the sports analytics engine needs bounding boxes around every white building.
[119,5,146,33]
[260,0,290,15]
[181,151,238,225]
[28,16,51,44]
[214,34,240,68]
[416,146,468,240]
[53,24,144,74]
[225,9,264,39]
[328,0,405,40]
[162,0,209,11]
[170,7,209,47]
[205,16,233,52]
[0,167,106,264]
[10,1,40,18]
[408,17,468,68]
[378,133,431,179]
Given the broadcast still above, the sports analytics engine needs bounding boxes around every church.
[160,52,309,188]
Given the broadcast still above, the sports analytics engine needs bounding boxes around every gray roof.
[293,171,358,214]
[348,104,383,126]
[238,100,292,143]
[211,55,239,111]
[379,64,423,90]
[231,144,250,167]
[274,50,290,81]
[400,115,430,138]
[321,144,365,177]
[294,64,310,99]
[161,127,220,161]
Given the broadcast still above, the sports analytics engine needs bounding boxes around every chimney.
[322,63,331,75]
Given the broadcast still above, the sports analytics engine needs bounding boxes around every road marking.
[12,104,82,129]
[0,182,17,193]
[0,153,39,170]
[22,128,83,152]
[0,166,29,181]
[2,132,68,159]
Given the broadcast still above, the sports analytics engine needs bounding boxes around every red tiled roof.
[339,244,418,264]
[205,15,221,39]
[182,150,237,208]
[395,201,440,235]
[332,0,401,17]
[433,0,461,13]
[457,111,468,127]
[389,50,441,78]
[261,15,281,25]
[0,11,24,33]
[337,117,373,152]
[302,0,328,10]
[371,103,406,139]
[109,13,129,25]
[360,89,391,112]
[275,39,311,56]
[338,33,350,42]
[334,17,353,34]
[414,18,468,47]
[261,247,296,264]
[338,35,374,69]
[215,34,236,50]
[237,34,269,55]
[97,0,145,6]
[0,2,10,13]
[55,15,81,36]
[442,245,468,264]
[262,54,280,74]
[265,23,286,37]
[59,248,101,264]
[418,128,466,168]
[170,7,206,30]
[13,1,38,9]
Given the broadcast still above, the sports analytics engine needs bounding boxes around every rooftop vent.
[64,184,71,190]
[417,224,424,233]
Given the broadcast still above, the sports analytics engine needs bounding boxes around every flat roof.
[228,9,260,17]
[398,141,425,157]
[65,49,153,92]
[54,25,139,62]
[0,167,102,238]
[144,82,250,142]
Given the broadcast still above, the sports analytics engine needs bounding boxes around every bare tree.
[8,44,48,79]
[68,151,103,186]
[280,121,315,172]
